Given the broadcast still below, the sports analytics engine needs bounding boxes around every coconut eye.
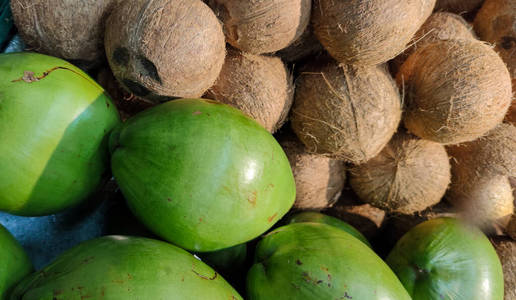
[137,55,162,84]
[112,47,130,67]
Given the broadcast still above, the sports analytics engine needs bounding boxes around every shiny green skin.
[0,52,120,216]
[247,223,411,300]
[9,236,242,300]
[287,211,371,247]
[110,99,296,252]
[386,218,504,300]
[0,225,33,299]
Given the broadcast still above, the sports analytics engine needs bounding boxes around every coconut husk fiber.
[350,131,451,215]
[208,0,311,54]
[490,237,516,300]
[207,48,293,133]
[11,0,116,67]
[312,0,436,66]
[279,133,346,211]
[434,0,484,14]
[105,0,225,101]
[291,56,401,164]
[391,12,475,75]
[398,39,512,144]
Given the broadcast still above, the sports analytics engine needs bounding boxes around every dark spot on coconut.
[193,111,202,115]
[167,198,172,202]
[316,280,323,284]
[267,213,278,223]
[113,47,130,66]
[291,282,301,290]
[122,79,150,97]
[500,36,516,50]
[296,259,303,265]
[106,101,110,108]
[343,292,352,299]
[127,274,133,280]
[53,290,63,296]
[137,55,162,84]
[248,191,257,207]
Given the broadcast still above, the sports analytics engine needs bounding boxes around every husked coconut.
[398,39,512,144]
[279,133,345,210]
[312,0,436,65]
[207,48,293,133]
[105,0,225,101]
[435,0,484,14]
[291,56,401,163]
[350,131,451,214]
[208,0,311,54]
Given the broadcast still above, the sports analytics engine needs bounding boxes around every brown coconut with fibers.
[11,0,116,67]
[490,237,516,300]
[397,39,512,144]
[349,131,451,215]
[390,12,475,75]
[276,25,324,63]
[206,48,293,133]
[208,0,311,54]
[446,124,516,224]
[434,0,484,14]
[474,0,516,126]
[312,0,436,66]
[291,56,401,164]
[105,0,225,101]
[279,133,346,211]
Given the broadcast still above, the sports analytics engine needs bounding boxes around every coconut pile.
[11,0,515,288]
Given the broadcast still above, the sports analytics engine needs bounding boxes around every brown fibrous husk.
[279,133,346,211]
[11,0,116,67]
[208,0,311,54]
[312,0,436,66]
[390,12,475,75]
[434,0,484,14]
[105,0,225,101]
[206,48,293,133]
[276,25,324,63]
[349,131,451,215]
[398,39,512,144]
[490,237,516,300]
[291,56,401,163]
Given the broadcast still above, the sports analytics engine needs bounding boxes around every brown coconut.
[398,39,512,144]
[312,0,436,66]
[391,12,475,75]
[11,0,116,67]
[279,133,346,211]
[206,48,293,133]
[105,0,225,101]
[435,0,484,14]
[276,25,324,63]
[208,0,311,54]
[508,213,516,240]
[291,56,401,163]
[349,131,451,214]
[490,237,516,300]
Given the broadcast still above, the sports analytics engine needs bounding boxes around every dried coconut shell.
[105,0,225,101]
[11,0,115,67]
[291,56,401,163]
[208,0,311,54]
[398,39,512,144]
[207,48,293,133]
[349,131,451,214]
[312,0,436,66]
[279,134,346,210]
[435,0,484,14]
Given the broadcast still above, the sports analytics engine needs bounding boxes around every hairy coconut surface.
[279,133,345,210]
[435,0,484,14]
[349,131,451,215]
[207,48,293,133]
[391,12,475,74]
[208,0,311,54]
[507,97,516,126]
[105,0,225,101]
[291,56,401,163]
[312,0,436,66]
[398,39,512,144]
[11,0,115,66]
[490,237,516,300]
[276,25,324,63]
[508,213,516,240]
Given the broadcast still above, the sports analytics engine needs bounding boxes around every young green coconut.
[291,56,401,164]
[11,0,115,67]
[105,0,225,101]
[279,133,346,210]
[398,39,512,144]
[312,0,436,66]
[391,12,475,74]
[208,0,311,54]
[206,48,293,133]
[349,131,451,215]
